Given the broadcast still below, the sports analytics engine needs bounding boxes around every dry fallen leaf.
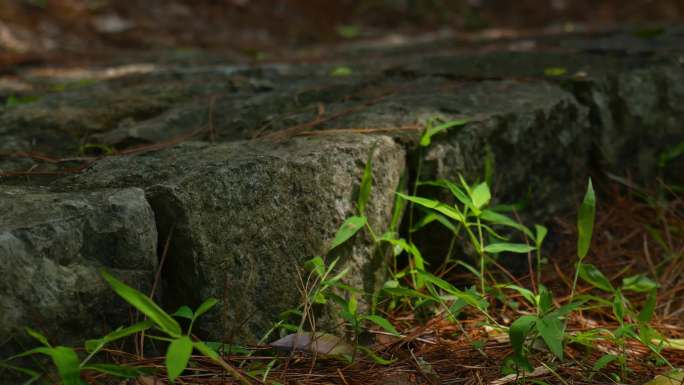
[269,332,354,356]
[642,369,684,385]
[489,366,551,385]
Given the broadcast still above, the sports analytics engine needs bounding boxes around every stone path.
[1,27,683,353]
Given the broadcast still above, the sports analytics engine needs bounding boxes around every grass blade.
[357,149,374,216]
[471,182,491,210]
[419,119,469,147]
[396,192,464,222]
[49,347,82,385]
[363,315,399,335]
[483,243,535,254]
[101,270,182,337]
[510,315,536,356]
[166,336,193,382]
[578,263,614,293]
[329,216,367,251]
[536,315,564,360]
[577,179,596,260]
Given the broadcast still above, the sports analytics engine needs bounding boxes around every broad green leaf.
[390,174,407,232]
[577,179,596,260]
[347,294,358,315]
[101,270,181,337]
[553,299,586,317]
[193,340,220,360]
[417,270,487,310]
[534,225,548,248]
[357,150,373,216]
[544,67,567,77]
[411,211,458,233]
[304,256,325,276]
[330,66,353,77]
[313,291,327,304]
[470,182,491,210]
[501,284,536,307]
[329,216,367,251]
[194,298,219,320]
[396,192,464,222]
[578,263,614,292]
[336,24,360,39]
[622,274,658,292]
[85,320,152,353]
[480,210,534,239]
[536,314,564,359]
[613,290,625,322]
[49,346,82,385]
[363,315,399,335]
[483,243,535,254]
[509,315,537,357]
[166,336,193,382]
[420,119,469,147]
[172,306,194,320]
[592,354,617,372]
[419,179,471,207]
[25,328,51,348]
[83,364,145,378]
[638,289,658,324]
[538,286,554,315]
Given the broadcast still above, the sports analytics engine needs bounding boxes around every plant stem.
[536,249,542,293]
[569,260,582,304]
[462,223,485,296]
[408,147,424,243]
[476,217,486,296]
[477,216,485,297]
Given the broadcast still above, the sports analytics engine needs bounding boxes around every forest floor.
[94,180,684,385]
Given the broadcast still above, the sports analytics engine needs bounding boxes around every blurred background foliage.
[1,0,683,63]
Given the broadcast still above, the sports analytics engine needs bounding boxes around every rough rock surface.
[0,27,683,352]
[0,186,157,351]
[61,135,405,341]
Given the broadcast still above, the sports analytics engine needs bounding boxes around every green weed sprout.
[1,325,147,385]
[398,176,536,296]
[570,179,596,303]
[1,271,250,385]
[99,271,252,384]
